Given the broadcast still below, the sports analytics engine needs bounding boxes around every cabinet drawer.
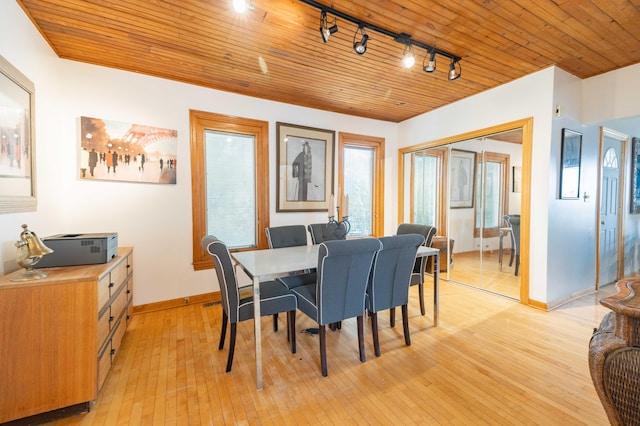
[111,259,128,292]
[97,342,112,391]
[97,273,111,311]
[111,286,128,323]
[111,318,127,358]
[97,311,110,349]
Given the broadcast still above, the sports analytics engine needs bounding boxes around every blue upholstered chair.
[291,238,381,376]
[307,222,348,244]
[265,225,308,248]
[506,215,521,276]
[265,225,316,290]
[201,235,297,372]
[366,234,424,357]
[396,223,437,319]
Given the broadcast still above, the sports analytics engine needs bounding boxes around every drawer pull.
[109,316,114,323]
[109,282,114,288]
[110,349,116,356]
[127,289,131,294]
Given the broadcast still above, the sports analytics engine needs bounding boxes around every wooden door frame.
[595,127,628,288]
[338,132,385,237]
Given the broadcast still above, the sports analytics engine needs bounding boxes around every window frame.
[473,151,510,238]
[338,132,384,237]
[190,110,270,270]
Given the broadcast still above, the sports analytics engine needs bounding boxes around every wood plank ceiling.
[17,0,640,123]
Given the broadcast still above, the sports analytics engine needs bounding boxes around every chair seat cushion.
[290,283,319,321]
[238,280,297,320]
[277,272,317,289]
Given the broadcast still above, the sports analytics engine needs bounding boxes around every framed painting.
[80,116,178,184]
[276,122,335,212]
[0,54,36,213]
[450,149,476,208]
[559,128,582,200]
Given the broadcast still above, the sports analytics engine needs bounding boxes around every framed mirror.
[0,54,36,213]
[631,137,640,214]
[559,128,582,200]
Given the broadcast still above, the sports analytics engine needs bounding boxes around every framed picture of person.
[276,122,335,212]
[450,149,477,208]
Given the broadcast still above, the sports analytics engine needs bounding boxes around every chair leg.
[418,282,426,316]
[225,323,237,372]
[273,313,278,332]
[515,254,520,276]
[371,312,381,357]
[288,310,296,354]
[401,304,411,346]
[319,325,328,377]
[219,310,228,350]
[357,315,366,363]
[390,307,396,327]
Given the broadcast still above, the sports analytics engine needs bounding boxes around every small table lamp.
[10,224,54,282]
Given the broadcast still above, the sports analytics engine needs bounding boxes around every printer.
[37,232,118,268]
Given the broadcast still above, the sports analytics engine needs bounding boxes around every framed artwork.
[276,122,335,212]
[0,54,36,213]
[630,137,640,214]
[512,166,522,193]
[559,128,582,199]
[450,149,476,208]
[80,116,178,184]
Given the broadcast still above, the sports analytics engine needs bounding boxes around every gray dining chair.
[506,215,521,276]
[265,225,317,291]
[307,222,348,244]
[395,223,437,321]
[201,235,297,372]
[366,234,424,357]
[291,238,382,376]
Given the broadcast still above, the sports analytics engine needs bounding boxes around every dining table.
[231,243,439,390]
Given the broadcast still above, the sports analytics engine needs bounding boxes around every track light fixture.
[300,0,462,80]
[402,43,415,68]
[448,58,462,80]
[320,10,338,43]
[232,0,252,13]
[353,25,369,55]
[423,49,436,73]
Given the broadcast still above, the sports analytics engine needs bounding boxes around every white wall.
[0,2,396,305]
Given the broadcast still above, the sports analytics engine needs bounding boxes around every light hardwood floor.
[52,280,616,425]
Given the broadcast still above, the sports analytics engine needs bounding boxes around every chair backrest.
[315,238,381,325]
[367,234,425,313]
[265,225,308,248]
[397,223,437,247]
[308,222,348,244]
[201,235,240,323]
[507,215,521,255]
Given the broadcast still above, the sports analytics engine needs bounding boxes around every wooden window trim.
[338,132,384,237]
[190,110,270,271]
[473,151,510,238]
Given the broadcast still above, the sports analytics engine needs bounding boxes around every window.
[338,133,384,237]
[474,152,509,237]
[190,110,269,270]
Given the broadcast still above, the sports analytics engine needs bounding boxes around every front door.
[598,128,627,287]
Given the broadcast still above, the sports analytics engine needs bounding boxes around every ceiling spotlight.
[320,10,338,43]
[353,25,369,55]
[448,58,462,80]
[232,0,251,13]
[423,50,436,73]
[402,43,415,68]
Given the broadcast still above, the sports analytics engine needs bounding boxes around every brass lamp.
[10,224,54,282]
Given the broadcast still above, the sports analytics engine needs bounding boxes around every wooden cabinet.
[0,247,133,424]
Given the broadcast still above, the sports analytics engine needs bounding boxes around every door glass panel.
[344,146,373,237]
[414,151,438,225]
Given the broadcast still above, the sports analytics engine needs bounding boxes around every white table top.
[232,244,438,280]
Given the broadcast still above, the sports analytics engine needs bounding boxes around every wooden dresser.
[0,247,134,424]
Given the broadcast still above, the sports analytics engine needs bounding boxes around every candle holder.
[327,206,351,239]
